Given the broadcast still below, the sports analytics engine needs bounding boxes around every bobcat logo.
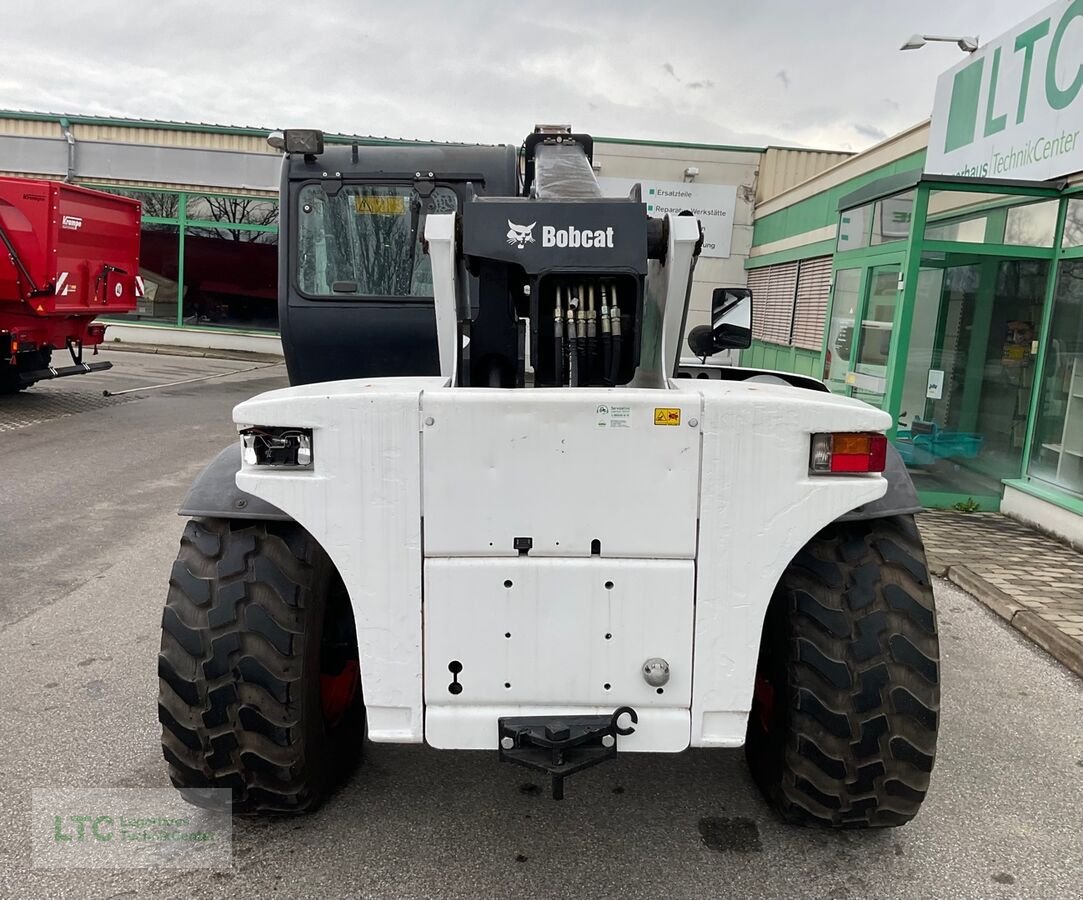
[506,220,536,249]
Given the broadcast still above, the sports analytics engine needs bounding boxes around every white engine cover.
[423,557,694,751]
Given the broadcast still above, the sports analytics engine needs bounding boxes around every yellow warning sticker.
[654,407,681,426]
[354,195,404,215]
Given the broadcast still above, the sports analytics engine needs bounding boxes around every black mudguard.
[837,442,921,522]
[178,444,291,521]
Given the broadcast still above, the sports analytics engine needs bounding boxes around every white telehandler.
[160,127,938,827]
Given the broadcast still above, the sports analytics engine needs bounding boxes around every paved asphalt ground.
[0,349,1080,899]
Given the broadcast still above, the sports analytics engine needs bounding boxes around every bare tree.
[188,196,279,242]
[124,190,180,220]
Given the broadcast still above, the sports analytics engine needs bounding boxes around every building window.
[924,191,1057,247]
[792,257,832,350]
[747,256,832,352]
[92,185,280,330]
[1003,200,1059,247]
[837,204,871,251]
[183,192,279,329]
[1028,259,1083,497]
[90,186,183,326]
[182,229,278,329]
[1063,198,1083,249]
[95,187,181,221]
[187,194,279,230]
[870,190,915,245]
[748,262,797,345]
[138,225,183,324]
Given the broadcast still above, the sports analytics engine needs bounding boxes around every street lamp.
[900,34,980,53]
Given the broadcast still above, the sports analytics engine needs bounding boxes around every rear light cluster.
[810,432,888,474]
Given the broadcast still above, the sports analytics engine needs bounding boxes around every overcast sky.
[0,0,1052,151]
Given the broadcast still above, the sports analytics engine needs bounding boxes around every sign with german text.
[597,177,737,258]
[926,0,1083,182]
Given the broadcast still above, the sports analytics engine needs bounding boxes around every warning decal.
[354,195,405,215]
[654,408,681,426]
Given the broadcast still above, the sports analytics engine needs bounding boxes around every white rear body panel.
[234,379,890,749]
[424,557,694,750]
[421,389,701,558]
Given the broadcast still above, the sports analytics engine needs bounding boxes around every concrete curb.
[938,562,1083,678]
[105,343,283,364]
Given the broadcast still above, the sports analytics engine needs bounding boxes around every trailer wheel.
[745,514,939,828]
[158,518,364,814]
[0,367,27,393]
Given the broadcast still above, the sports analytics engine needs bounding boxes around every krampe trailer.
[0,178,141,393]
[161,127,938,827]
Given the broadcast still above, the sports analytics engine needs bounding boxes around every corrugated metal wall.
[757,147,854,204]
[0,116,277,154]
[0,118,60,138]
[75,124,276,154]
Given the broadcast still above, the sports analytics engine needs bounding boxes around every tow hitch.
[498,706,638,800]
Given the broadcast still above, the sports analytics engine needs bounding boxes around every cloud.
[0,0,1049,152]
[854,123,888,141]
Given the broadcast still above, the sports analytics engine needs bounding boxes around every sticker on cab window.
[354,195,405,215]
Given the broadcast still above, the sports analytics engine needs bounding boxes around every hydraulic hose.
[600,284,612,386]
[553,286,564,386]
[609,285,622,385]
[575,284,588,387]
[586,283,597,386]
[567,297,579,387]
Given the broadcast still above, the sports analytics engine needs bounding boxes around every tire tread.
[747,515,940,828]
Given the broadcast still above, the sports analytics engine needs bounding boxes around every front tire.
[158,518,364,814]
[746,515,940,828]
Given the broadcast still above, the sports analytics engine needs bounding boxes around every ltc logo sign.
[926,0,1083,181]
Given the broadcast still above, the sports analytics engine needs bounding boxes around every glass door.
[824,268,863,394]
[1028,258,1083,497]
[849,265,900,408]
[895,253,1049,507]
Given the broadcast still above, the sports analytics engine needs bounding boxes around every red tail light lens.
[810,433,888,474]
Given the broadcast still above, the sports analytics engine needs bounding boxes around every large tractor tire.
[158,518,364,814]
[746,514,939,828]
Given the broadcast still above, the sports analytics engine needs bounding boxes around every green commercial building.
[744,0,1083,545]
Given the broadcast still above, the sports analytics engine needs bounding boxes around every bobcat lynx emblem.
[506,220,536,249]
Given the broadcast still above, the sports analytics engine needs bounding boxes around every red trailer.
[0,178,142,392]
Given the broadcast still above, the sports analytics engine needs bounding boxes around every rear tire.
[158,518,364,814]
[745,515,939,828]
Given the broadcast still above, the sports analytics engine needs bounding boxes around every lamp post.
[900,34,980,53]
